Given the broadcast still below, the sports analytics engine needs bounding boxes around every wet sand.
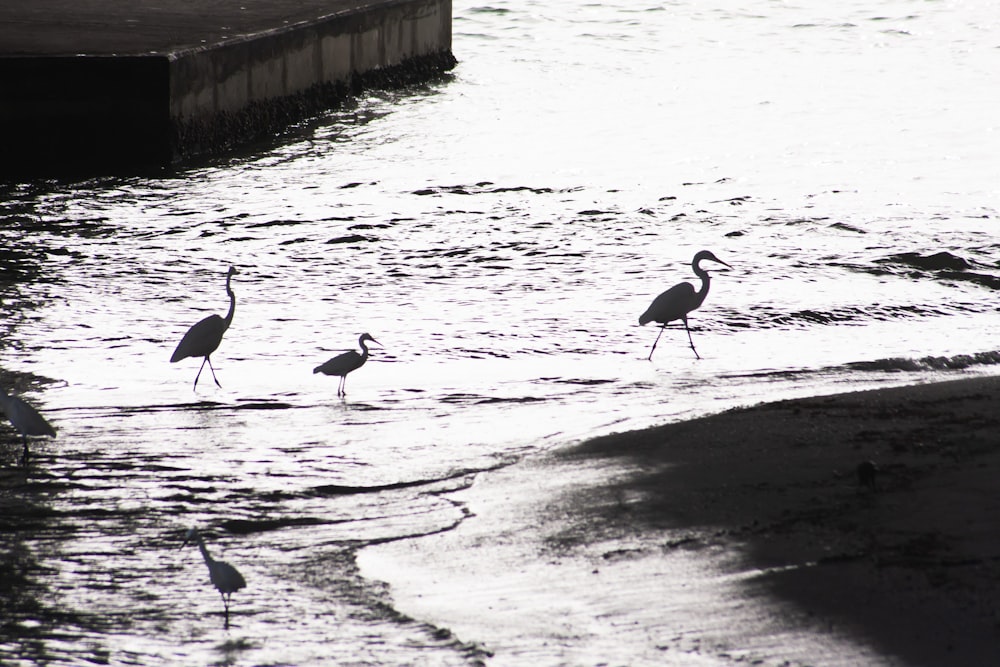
[566,373,1000,664]
[363,374,1000,665]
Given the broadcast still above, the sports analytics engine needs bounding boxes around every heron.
[170,266,238,390]
[639,250,732,360]
[313,333,381,396]
[0,386,57,466]
[182,527,246,627]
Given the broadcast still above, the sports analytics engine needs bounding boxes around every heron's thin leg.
[682,317,701,360]
[647,325,667,360]
[193,357,208,390]
[206,357,222,388]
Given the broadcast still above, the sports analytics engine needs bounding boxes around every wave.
[412,182,558,196]
[440,392,544,405]
[855,251,1000,290]
[720,350,1000,387]
[846,350,1000,372]
[720,301,979,330]
[884,251,972,271]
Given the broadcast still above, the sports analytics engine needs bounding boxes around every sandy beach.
[361,374,1000,666]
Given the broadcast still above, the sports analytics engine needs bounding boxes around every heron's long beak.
[371,338,383,347]
[716,259,733,270]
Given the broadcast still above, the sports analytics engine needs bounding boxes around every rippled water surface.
[2,0,999,664]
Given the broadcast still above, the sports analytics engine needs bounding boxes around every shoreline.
[561,373,1000,664]
[362,373,1000,665]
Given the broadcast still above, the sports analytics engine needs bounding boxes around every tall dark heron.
[639,250,732,360]
[170,266,238,390]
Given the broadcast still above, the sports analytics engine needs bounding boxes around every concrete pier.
[0,0,455,177]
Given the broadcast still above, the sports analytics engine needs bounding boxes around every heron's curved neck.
[194,534,215,565]
[358,337,370,359]
[222,275,236,329]
[692,260,712,302]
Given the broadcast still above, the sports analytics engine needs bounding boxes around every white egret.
[170,266,238,390]
[0,386,56,466]
[313,333,381,396]
[639,250,732,360]
[182,527,246,627]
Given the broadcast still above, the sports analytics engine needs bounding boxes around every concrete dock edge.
[0,0,455,177]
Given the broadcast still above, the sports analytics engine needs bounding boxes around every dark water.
[2,0,999,664]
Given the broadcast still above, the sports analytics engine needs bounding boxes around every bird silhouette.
[313,333,380,396]
[857,460,879,492]
[0,386,56,467]
[182,527,246,627]
[639,250,732,360]
[170,266,238,390]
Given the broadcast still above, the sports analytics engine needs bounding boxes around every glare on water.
[1,0,999,664]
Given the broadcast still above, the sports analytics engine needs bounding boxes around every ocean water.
[1,0,999,664]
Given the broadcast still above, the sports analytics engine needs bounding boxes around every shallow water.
[2,0,999,664]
